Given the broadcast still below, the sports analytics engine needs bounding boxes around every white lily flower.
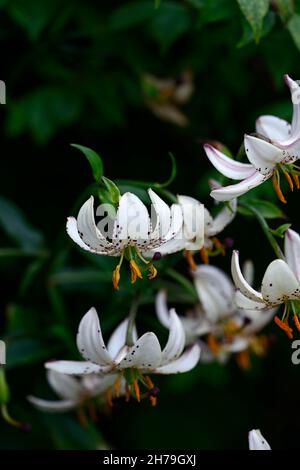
[232,231,300,338]
[46,307,201,405]
[156,263,275,366]
[249,429,271,450]
[204,75,300,202]
[28,370,118,414]
[66,189,183,289]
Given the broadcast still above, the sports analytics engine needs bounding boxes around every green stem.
[166,268,198,301]
[126,294,140,347]
[240,202,285,260]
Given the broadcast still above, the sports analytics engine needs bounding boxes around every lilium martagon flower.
[155,186,236,271]
[66,188,183,289]
[248,429,271,450]
[28,371,122,423]
[157,263,275,368]
[232,228,300,339]
[45,307,201,407]
[204,75,300,203]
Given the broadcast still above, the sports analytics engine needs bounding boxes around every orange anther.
[292,173,300,189]
[212,237,225,256]
[293,314,300,333]
[274,315,293,339]
[133,380,141,402]
[207,334,220,355]
[199,247,209,264]
[272,174,287,204]
[236,350,251,370]
[106,387,114,408]
[184,250,197,271]
[283,170,294,191]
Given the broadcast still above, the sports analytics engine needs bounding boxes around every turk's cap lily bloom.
[232,232,300,338]
[67,189,183,288]
[28,371,118,413]
[248,429,271,450]
[46,307,201,403]
[204,181,237,241]
[204,75,300,202]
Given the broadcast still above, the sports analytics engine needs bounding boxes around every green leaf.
[238,11,275,47]
[109,1,155,30]
[275,0,294,23]
[236,0,270,42]
[147,1,191,52]
[6,338,59,369]
[270,223,292,238]
[71,144,104,183]
[0,197,44,251]
[242,199,285,219]
[287,14,300,51]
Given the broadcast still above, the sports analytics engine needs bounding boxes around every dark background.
[0,0,299,449]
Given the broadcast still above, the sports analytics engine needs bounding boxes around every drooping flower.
[204,75,300,203]
[66,189,183,289]
[156,189,236,269]
[46,307,201,406]
[156,263,275,366]
[28,370,119,417]
[232,229,300,338]
[248,429,271,450]
[143,70,193,127]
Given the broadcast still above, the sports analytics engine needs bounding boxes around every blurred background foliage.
[0,0,300,450]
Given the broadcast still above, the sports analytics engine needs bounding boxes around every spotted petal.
[154,343,201,374]
[148,189,171,239]
[284,229,300,283]
[244,135,283,175]
[45,360,105,375]
[118,332,162,370]
[231,251,264,303]
[76,307,113,366]
[113,192,150,241]
[210,170,266,201]
[107,319,137,359]
[249,429,271,450]
[205,199,237,237]
[76,196,112,252]
[204,144,254,180]
[261,259,300,305]
[177,195,204,249]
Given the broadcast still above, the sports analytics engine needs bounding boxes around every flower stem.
[166,268,198,301]
[126,294,140,347]
[240,202,285,260]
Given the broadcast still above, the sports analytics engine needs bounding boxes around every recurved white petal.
[235,290,266,310]
[249,429,271,450]
[154,343,201,374]
[77,197,112,251]
[28,396,78,413]
[256,115,291,141]
[119,332,162,370]
[161,309,185,364]
[76,308,113,366]
[210,170,266,201]
[204,144,254,180]
[107,319,137,359]
[261,259,300,305]
[163,203,183,243]
[284,229,300,282]
[45,360,105,375]
[205,199,237,237]
[155,290,171,328]
[285,74,300,141]
[113,192,150,241]
[177,195,204,248]
[66,217,103,254]
[148,189,171,239]
[47,370,82,400]
[194,265,235,321]
[244,135,283,174]
[231,251,264,303]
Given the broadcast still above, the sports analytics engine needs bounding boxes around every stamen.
[292,173,300,190]
[88,403,98,423]
[212,237,225,256]
[148,264,158,280]
[207,334,220,355]
[274,315,293,339]
[199,247,209,264]
[149,396,157,407]
[77,407,88,427]
[106,387,114,408]
[130,260,143,284]
[184,250,197,271]
[114,376,122,398]
[125,383,131,402]
[283,170,294,191]
[272,173,287,204]
[133,379,141,402]
[236,350,251,370]
[145,375,154,389]
[112,265,121,290]
[293,314,300,333]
